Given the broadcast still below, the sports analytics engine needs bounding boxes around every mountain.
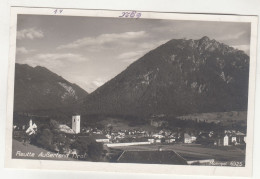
[14,63,88,112]
[79,36,249,118]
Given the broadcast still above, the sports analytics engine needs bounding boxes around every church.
[72,115,80,134]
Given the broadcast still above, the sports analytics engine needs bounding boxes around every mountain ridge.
[14,63,88,112]
[79,36,249,118]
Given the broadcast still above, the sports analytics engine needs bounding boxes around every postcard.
[5,7,258,177]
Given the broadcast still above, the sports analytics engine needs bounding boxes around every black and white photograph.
[5,7,258,177]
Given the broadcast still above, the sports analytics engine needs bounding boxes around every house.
[227,131,246,145]
[235,131,246,144]
[58,124,75,134]
[105,134,112,139]
[184,133,192,144]
[152,134,164,139]
[223,131,246,146]
[148,138,155,143]
[117,150,187,165]
[155,139,161,143]
[215,131,246,146]
[159,130,164,135]
[165,138,175,143]
[223,135,229,146]
[191,136,197,142]
[209,131,214,137]
[231,136,237,144]
[25,119,37,136]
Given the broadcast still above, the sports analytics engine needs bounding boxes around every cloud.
[138,39,168,50]
[217,31,246,41]
[232,45,250,55]
[117,39,168,63]
[34,53,85,62]
[92,78,106,87]
[117,51,144,60]
[57,31,148,49]
[16,47,35,54]
[17,28,44,40]
[83,77,110,93]
[117,50,146,63]
[18,53,87,70]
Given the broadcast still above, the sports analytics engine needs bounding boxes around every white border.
[5,6,258,177]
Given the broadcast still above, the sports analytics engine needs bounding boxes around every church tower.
[72,115,80,134]
[29,119,33,127]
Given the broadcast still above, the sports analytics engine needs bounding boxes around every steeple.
[72,115,80,134]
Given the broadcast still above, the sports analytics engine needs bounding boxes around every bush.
[71,137,91,155]
[87,141,104,161]
[71,137,105,161]
[36,128,54,150]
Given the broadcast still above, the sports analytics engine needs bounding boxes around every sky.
[16,15,251,93]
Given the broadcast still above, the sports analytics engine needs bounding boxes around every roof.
[235,131,246,136]
[117,150,187,165]
[184,133,191,138]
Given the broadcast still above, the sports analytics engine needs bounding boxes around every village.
[12,115,247,165]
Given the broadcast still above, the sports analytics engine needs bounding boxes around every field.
[98,117,157,131]
[109,143,245,163]
[12,139,76,161]
[177,111,247,124]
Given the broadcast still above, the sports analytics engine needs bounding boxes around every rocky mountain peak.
[80,37,249,117]
[199,36,210,42]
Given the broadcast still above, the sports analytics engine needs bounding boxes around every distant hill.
[79,36,249,118]
[14,63,88,113]
[177,111,247,123]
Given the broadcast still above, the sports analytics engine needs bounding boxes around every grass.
[109,143,245,163]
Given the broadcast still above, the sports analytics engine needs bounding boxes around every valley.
[12,36,249,166]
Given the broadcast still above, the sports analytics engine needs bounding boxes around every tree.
[50,119,59,130]
[71,137,90,155]
[71,137,105,161]
[87,141,104,161]
[53,133,70,152]
[36,128,54,150]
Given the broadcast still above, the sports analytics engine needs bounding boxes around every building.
[223,135,229,146]
[106,134,112,139]
[215,131,246,146]
[117,150,187,165]
[152,134,164,139]
[72,115,80,134]
[148,138,155,143]
[155,139,161,143]
[58,124,75,134]
[184,133,192,144]
[235,131,246,144]
[191,136,197,142]
[25,119,37,135]
[231,136,237,144]
[165,138,175,143]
